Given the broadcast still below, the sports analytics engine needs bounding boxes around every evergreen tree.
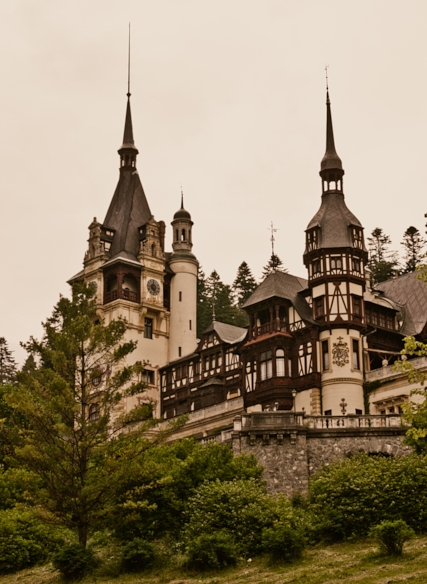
[367,228,399,285]
[5,282,176,547]
[197,266,211,337]
[401,226,426,274]
[0,337,17,385]
[261,253,287,279]
[233,261,257,307]
[198,270,247,332]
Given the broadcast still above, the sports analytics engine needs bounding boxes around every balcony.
[366,356,427,382]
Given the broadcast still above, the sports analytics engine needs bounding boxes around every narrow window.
[260,350,273,380]
[181,229,186,241]
[352,339,360,370]
[353,296,361,316]
[276,349,285,377]
[315,297,324,318]
[144,318,153,339]
[189,319,192,330]
[178,346,182,357]
[175,229,179,241]
[89,403,100,422]
[179,291,182,302]
[322,340,329,371]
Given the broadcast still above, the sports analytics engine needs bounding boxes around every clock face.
[147,278,161,296]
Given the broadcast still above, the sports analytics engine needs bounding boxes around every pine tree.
[261,253,287,279]
[5,282,176,547]
[0,337,17,385]
[233,261,257,307]
[197,266,211,337]
[367,228,399,285]
[197,270,247,332]
[401,226,426,274]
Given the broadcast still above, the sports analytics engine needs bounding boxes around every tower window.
[312,260,321,276]
[181,229,186,241]
[315,297,324,318]
[189,319,192,330]
[144,318,153,339]
[352,339,360,370]
[175,229,179,242]
[352,258,361,273]
[330,256,343,273]
[179,291,182,302]
[178,347,182,357]
[322,340,329,371]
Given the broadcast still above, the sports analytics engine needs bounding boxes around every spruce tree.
[0,337,17,385]
[401,226,426,274]
[367,228,399,285]
[261,253,287,279]
[233,261,257,307]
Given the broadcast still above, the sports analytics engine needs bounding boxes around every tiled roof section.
[242,271,314,324]
[376,272,427,336]
[203,321,247,344]
[103,171,152,260]
[306,193,366,250]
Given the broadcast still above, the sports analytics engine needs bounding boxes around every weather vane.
[269,221,278,256]
[127,23,131,98]
[325,64,329,91]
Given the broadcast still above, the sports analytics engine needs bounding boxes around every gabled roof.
[376,272,427,336]
[242,271,314,324]
[202,321,247,344]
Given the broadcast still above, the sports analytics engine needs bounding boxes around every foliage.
[395,335,427,452]
[121,538,155,573]
[109,439,263,542]
[0,508,65,574]
[185,531,239,571]
[401,226,426,273]
[369,519,414,556]
[367,227,399,284]
[0,337,16,385]
[4,282,175,547]
[309,453,427,541]
[261,253,287,278]
[233,261,257,307]
[183,478,279,556]
[261,523,305,563]
[53,543,98,581]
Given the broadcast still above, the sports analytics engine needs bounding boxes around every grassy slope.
[3,537,427,584]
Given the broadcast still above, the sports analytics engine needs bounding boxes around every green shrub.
[0,509,65,574]
[309,453,427,541]
[53,543,98,581]
[185,531,238,571]
[121,538,155,573]
[262,523,305,562]
[369,520,415,556]
[184,478,277,556]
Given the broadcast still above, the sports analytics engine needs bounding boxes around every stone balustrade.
[366,356,427,382]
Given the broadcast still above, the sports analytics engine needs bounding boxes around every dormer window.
[352,228,363,249]
[307,229,319,252]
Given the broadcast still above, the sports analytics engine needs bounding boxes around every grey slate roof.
[306,192,366,250]
[242,271,314,324]
[103,170,152,260]
[376,272,427,336]
[202,321,247,344]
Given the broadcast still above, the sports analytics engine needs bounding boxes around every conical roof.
[320,90,343,174]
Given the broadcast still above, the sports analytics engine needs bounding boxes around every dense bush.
[185,531,239,570]
[261,523,306,562]
[0,508,65,574]
[184,478,281,556]
[53,543,98,581]
[110,439,263,542]
[121,538,155,573]
[369,520,415,556]
[309,453,427,541]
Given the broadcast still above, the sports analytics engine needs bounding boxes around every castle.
[69,83,427,446]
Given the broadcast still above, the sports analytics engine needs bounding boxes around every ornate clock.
[147,278,161,296]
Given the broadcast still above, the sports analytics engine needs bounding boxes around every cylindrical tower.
[169,195,198,361]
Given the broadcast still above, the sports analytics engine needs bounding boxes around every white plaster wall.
[169,258,197,362]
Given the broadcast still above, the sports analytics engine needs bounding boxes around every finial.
[325,64,330,104]
[212,279,216,322]
[269,221,278,256]
[180,186,184,209]
[127,23,131,98]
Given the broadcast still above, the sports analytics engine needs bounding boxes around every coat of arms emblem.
[332,336,349,367]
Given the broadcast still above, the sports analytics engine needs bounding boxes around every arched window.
[175,229,179,242]
[276,349,285,376]
[181,228,186,241]
[151,243,156,257]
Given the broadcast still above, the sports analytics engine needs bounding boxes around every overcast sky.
[2,0,427,364]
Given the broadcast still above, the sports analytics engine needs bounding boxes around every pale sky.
[2,0,427,364]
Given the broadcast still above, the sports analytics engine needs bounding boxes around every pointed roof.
[119,96,138,153]
[103,95,152,260]
[320,90,343,174]
[202,321,247,344]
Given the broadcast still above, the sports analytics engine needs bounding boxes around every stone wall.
[232,412,411,496]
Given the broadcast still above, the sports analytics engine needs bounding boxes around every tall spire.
[118,25,138,168]
[320,88,343,174]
